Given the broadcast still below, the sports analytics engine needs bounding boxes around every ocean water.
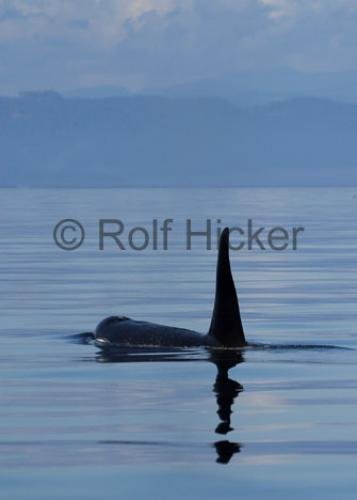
[0,188,356,499]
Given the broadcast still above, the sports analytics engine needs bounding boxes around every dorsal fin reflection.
[210,350,244,463]
[92,347,244,464]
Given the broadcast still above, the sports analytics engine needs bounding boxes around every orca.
[95,227,246,349]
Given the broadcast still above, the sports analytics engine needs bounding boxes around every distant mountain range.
[1,91,357,187]
[64,68,357,105]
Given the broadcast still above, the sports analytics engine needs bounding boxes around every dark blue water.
[0,188,357,499]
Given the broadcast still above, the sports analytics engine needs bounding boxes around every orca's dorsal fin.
[208,228,246,347]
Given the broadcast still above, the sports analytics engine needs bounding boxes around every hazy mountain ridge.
[1,92,356,187]
[62,69,357,105]
[157,69,357,106]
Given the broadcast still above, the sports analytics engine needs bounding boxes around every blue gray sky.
[1,0,357,95]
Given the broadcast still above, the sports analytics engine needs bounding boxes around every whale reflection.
[210,350,244,463]
[91,344,244,464]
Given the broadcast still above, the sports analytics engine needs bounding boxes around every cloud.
[1,0,356,42]
[259,0,357,20]
[0,0,179,44]
[1,0,357,93]
[260,0,298,19]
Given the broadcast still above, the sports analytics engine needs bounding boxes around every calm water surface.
[0,188,357,499]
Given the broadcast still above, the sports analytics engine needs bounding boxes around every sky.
[1,0,357,94]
